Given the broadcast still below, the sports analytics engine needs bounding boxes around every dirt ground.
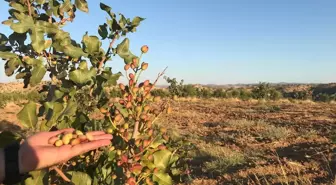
[159,98,336,184]
[0,98,335,184]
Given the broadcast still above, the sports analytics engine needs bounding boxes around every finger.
[71,140,111,156]
[87,131,106,136]
[92,134,113,141]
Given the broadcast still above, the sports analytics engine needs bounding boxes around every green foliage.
[283,90,312,100]
[164,76,184,97]
[151,89,170,97]
[313,93,336,102]
[0,91,42,108]
[0,1,183,185]
[251,82,282,100]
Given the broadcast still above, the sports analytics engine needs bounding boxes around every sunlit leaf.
[10,13,33,33]
[153,149,172,170]
[152,172,173,185]
[116,38,137,64]
[35,21,59,34]
[131,16,145,27]
[17,101,38,129]
[69,61,97,84]
[9,2,27,13]
[0,52,17,59]
[5,57,21,76]
[36,0,46,5]
[67,171,92,185]
[75,0,89,13]
[30,28,45,53]
[59,0,72,16]
[24,170,49,185]
[63,44,88,58]
[30,64,46,86]
[82,33,101,54]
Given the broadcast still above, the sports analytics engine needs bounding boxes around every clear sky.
[0,0,335,85]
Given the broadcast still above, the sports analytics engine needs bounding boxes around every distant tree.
[213,88,226,98]
[164,76,184,97]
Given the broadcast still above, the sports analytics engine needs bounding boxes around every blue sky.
[0,0,335,85]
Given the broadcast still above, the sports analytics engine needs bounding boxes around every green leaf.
[153,150,172,170]
[150,138,167,149]
[24,57,42,66]
[100,3,112,12]
[40,120,51,131]
[82,33,101,54]
[98,24,108,39]
[141,160,156,170]
[48,0,61,17]
[119,14,127,28]
[75,0,89,13]
[67,171,92,185]
[0,33,8,45]
[2,18,14,26]
[5,57,21,76]
[59,0,72,16]
[63,44,88,58]
[17,101,38,129]
[35,21,59,34]
[0,51,17,59]
[8,32,27,45]
[69,62,97,84]
[59,100,77,119]
[36,0,46,5]
[30,28,45,53]
[24,170,49,185]
[30,65,46,86]
[46,102,63,127]
[15,72,26,79]
[0,131,21,148]
[9,2,27,13]
[131,16,145,27]
[100,68,122,85]
[116,38,137,64]
[10,13,33,33]
[152,172,173,185]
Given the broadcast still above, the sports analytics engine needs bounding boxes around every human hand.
[18,128,112,173]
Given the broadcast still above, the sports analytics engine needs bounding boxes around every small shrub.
[182,84,197,97]
[259,125,291,141]
[213,88,226,98]
[196,143,245,175]
[197,88,212,98]
[151,88,170,97]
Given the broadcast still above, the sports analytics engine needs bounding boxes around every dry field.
[0,88,335,184]
[159,98,336,185]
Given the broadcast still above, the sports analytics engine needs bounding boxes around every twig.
[50,166,71,182]
[132,121,139,139]
[26,0,31,16]
[144,67,168,97]
[98,35,117,73]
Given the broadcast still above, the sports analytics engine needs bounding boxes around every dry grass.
[159,98,336,184]
[0,89,335,184]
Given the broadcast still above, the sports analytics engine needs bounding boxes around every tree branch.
[144,67,168,96]
[50,166,71,182]
[26,0,31,16]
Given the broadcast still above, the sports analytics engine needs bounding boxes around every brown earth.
[0,96,335,184]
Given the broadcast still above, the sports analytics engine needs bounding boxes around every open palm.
[18,128,112,173]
